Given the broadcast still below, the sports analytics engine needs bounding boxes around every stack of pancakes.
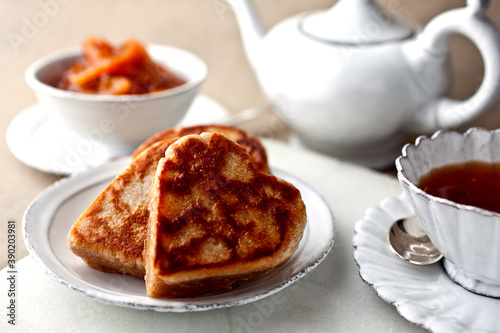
[67,125,307,298]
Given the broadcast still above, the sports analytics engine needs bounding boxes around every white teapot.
[228,0,500,168]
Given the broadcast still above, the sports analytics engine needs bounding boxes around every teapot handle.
[411,0,500,132]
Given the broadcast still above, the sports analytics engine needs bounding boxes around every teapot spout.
[226,0,265,70]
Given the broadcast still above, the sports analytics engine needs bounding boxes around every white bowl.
[25,44,207,155]
[396,128,500,298]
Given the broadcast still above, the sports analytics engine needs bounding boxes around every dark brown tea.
[418,161,500,214]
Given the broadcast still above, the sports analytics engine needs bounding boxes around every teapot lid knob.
[300,0,417,45]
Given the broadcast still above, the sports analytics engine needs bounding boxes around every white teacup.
[397,128,500,297]
[25,44,207,156]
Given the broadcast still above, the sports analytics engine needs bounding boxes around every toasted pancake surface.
[67,137,178,277]
[132,124,269,174]
[146,133,306,298]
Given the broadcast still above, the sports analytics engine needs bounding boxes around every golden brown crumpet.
[132,124,269,174]
[67,138,178,277]
[145,133,307,298]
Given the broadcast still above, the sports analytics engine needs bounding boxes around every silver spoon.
[388,215,443,265]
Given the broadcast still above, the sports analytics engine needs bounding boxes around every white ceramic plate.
[353,194,500,333]
[23,159,335,312]
[6,95,229,175]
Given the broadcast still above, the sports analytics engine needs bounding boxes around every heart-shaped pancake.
[145,132,307,298]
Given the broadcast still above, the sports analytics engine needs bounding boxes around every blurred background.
[1,0,500,265]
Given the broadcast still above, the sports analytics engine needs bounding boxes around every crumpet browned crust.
[145,133,307,298]
[132,124,269,174]
[67,137,178,277]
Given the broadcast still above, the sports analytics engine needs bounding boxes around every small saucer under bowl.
[6,96,229,175]
[353,194,500,332]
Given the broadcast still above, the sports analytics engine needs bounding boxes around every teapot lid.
[299,0,417,44]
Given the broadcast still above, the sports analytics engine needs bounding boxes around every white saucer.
[23,158,335,312]
[6,95,229,175]
[353,195,500,332]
